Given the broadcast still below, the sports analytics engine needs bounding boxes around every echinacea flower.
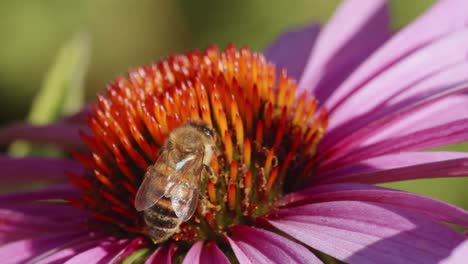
[1,0,468,263]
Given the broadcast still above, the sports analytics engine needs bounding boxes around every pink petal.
[325,0,468,113]
[321,118,468,170]
[33,236,106,264]
[64,238,130,264]
[0,156,83,186]
[318,80,468,165]
[0,185,79,205]
[441,239,468,264]
[328,28,468,132]
[278,183,468,228]
[266,201,466,264]
[321,157,468,184]
[318,151,468,178]
[112,237,148,263]
[226,225,322,264]
[322,63,468,151]
[0,231,89,264]
[0,121,86,150]
[362,94,468,146]
[63,105,92,124]
[145,244,176,264]
[0,205,88,243]
[264,23,320,80]
[182,241,230,264]
[23,232,108,264]
[182,242,204,264]
[298,0,390,103]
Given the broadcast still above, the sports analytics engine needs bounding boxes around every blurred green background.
[1,0,466,209]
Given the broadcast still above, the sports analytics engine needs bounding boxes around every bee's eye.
[203,127,213,138]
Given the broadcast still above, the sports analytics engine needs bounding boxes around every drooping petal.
[33,235,107,264]
[182,241,230,264]
[264,23,320,80]
[145,244,176,264]
[278,183,468,228]
[226,225,322,264]
[0,185,79,205]
[0,156,83,186]
[112,237,147,263]
[266,201,466,264]
[361,93,468,146]
[0,122,86,150]
[0,231,90,264]
[328,28,468,133]
[298,0,390,103]
[317,157,468,185]
[64,238,130,264]
[441,239,468,264]
[325,0,468,113]
[320,118,468,170]
[317,151,468,178]
[0,203,89,243]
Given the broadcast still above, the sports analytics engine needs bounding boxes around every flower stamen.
[70,44,328,248]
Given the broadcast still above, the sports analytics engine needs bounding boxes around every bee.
[134,120,217,243]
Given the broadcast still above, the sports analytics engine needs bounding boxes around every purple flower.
[1,0,468,263]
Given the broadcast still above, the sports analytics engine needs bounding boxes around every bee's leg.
[202,164,217,183]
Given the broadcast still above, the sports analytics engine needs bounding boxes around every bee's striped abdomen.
[144,196,181,243]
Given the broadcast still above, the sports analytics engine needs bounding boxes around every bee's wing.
[169,152,204,221]
[134,151,174,211]
[171,187,199,221]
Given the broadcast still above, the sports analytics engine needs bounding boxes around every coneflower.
[1,0,468,263]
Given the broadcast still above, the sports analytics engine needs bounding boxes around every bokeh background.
[1,0,466,209]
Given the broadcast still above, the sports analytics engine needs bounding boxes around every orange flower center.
[68,45,328,246]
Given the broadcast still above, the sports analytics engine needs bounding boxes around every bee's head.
[187,120,216,142]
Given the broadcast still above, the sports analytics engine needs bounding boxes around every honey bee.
[134,120,217,243]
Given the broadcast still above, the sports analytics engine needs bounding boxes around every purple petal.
[0,231,89,264]
[145,244,176,264]
[319,82,468,162]
[298,0,390,103]
[322,157,468,184]
[362,94,468,147]
[33,235,106,264]
[318,151,468,178]
[226,225,322,264]
[264,23,320,80]
[0,156,83,186]
[182,241,230,264]
[0,185,79,205]
[325,0,468,113]
[112,237,147,263]
[0,121,86,150]
[64,237,130,264]
[441,239,468,264]
[0,206,88,243]
[182,241,203,264]
[278,183,468,228]
[63,105,92,124]
[320,118,468,170]
[266,201,466,264]
[328,28,468,133]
